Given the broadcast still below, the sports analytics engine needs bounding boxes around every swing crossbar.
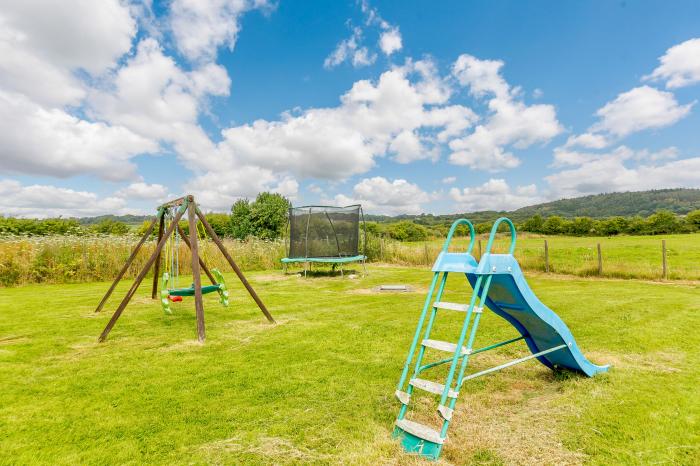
[415,335,526,375]
[168,284,221,297]
[459,344,567,386]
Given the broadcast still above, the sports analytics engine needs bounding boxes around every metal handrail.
[484,217,517,255]
[441,219,476,254]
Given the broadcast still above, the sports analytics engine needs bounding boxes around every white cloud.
[546,147,700,198]
[115,182,169,200]
[562,132,609,150]
[379,26,402,56]
[449,178,543,212]
[449,54,562,171]
[0,179,133,218]
[442,176,456,185]
[0,91,157,181]
[0,0,136,76]
[389,130,430,163]
[328,177,431,215]
[644,38,700,89]
[210,65,475,182]
[592,85,693,137]
[326,0,401,68]
[169,0,273,62]
[452,54,510,99]
[324,27,372,69]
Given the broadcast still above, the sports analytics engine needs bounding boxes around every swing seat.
[168,295,183,302]
[168,284,222,297]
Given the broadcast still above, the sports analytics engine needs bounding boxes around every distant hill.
[76,214,151,226]
[364,188,700,224]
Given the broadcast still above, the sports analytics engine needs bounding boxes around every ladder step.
[410,377,458,398]
[422,339,471,355]
[395,419,445,444]
[433,301,469,312]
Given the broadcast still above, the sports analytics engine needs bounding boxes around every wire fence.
[1,232,698,286]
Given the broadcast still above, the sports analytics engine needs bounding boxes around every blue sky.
[1,1,699,217]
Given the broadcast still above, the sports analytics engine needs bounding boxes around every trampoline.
[282,204,367,276]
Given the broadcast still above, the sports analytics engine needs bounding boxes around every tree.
[646,210,679,234]
[686,209,700,230]
[522,214,544,233]
[542,216,564,235]
[202,213,231,237]
[568,217,595,236]
[230,199,252,239]
[249,192,291,240]
[386,221,429,241]
[92,219,129,235]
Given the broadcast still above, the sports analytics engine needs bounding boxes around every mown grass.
[1,266,698,465]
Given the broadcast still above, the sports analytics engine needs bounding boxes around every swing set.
[94,195,275,342]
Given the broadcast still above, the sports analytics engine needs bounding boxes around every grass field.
[1,266,699,465]
[408,232,700,280]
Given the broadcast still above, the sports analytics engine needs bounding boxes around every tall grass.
[0,235,285,286]
[2,232,699,286]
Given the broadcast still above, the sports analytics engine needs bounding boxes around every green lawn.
[415,232,700,280]
[1,266,699,465]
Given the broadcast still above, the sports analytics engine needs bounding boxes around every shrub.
[386,221,429,241]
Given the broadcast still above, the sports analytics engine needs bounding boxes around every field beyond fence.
[1,232,700,286]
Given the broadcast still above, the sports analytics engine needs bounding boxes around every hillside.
[365,189,700,224]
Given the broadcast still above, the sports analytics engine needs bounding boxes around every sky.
[1,0,700,218]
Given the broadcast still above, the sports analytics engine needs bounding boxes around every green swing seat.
[168,283,222,297]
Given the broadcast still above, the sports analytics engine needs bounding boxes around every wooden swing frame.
[94,195,275,343]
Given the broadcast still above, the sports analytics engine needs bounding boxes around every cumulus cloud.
[325,0,402,68]
[546,146,700,198]
[169,0,273,62]
[449,178,543,212]
[379,26,402,56]
[324,27,376,69]
[0,91,157,181]
[592,85,693,137]
[328,177,432,215]
[448,54,562,171]
[0,179,134,218]
[442,176,456,185]
[209,64,475,183]
[115,182,169,200]
[644,38,700,89]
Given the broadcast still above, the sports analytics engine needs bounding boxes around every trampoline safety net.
[288,205,363,258]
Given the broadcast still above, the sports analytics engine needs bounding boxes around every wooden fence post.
[478,239,482,260]
[544,239,549,273]
[379,236,384,261]
[424,243,430,266]
[597,243,603,276]
[662,239,668,279]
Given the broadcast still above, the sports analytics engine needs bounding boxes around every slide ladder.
[393,218,608,460]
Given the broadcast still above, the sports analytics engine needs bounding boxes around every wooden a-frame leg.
[196,208,276,324]
[98,205,187,342]
[187,199,206,342]
[95,216,157,313]
[176,224,217,285]
[151,211,165,299]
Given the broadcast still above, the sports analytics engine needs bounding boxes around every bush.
[90,219,129,235]
[230,199,252,239]
[249,193,291,240]
[385,221,429,241]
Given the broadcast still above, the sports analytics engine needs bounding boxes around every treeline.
[5,202,700,241]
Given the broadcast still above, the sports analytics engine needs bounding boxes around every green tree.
[92,219,129,235]
[230,199,252,239]
[249,192,291,240]
[522,214,544,233]
[686,209,700,230]
[568,217,595,236]
[204,213,231,238]
[646,210,679,234]
[542,216,564,235]
[386,221,429,241]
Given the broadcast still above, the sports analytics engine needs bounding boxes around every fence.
[0,233,698,286]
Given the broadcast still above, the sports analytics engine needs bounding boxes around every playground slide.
[466,253,609,376]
